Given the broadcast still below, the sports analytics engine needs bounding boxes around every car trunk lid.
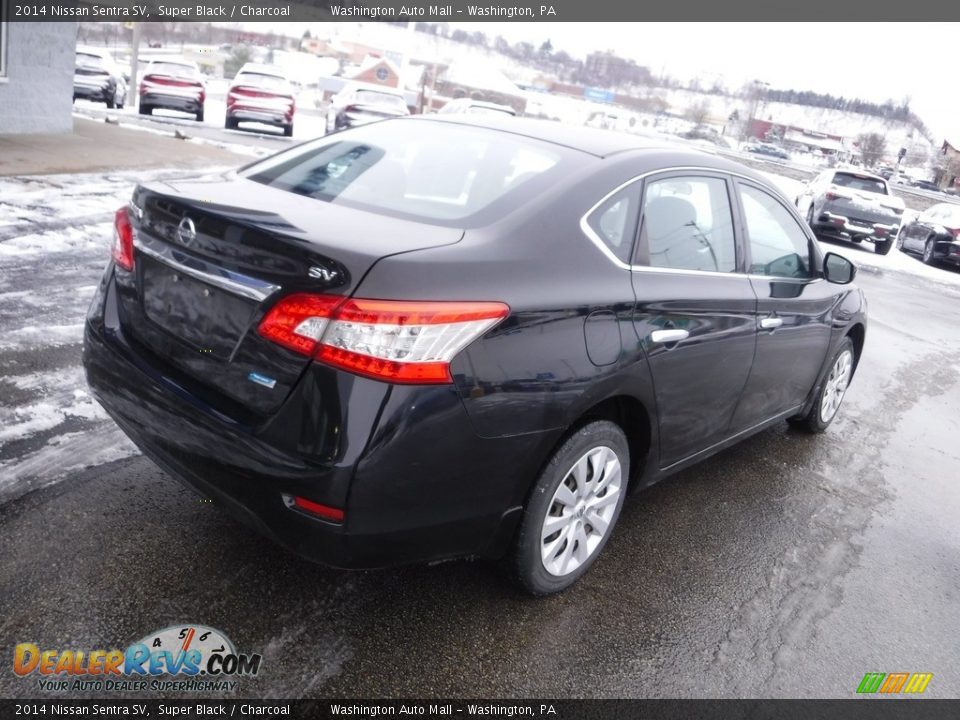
[119,175,463,418]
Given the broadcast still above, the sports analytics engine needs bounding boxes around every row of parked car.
[795,167,960,267]
[74,48,298,135]
[75,47,520,139]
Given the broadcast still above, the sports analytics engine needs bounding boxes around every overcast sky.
[449,22,956,141]
[265,21,957,141]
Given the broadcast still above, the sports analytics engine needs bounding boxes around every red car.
[225,64,296,137]
[138,59,206,122]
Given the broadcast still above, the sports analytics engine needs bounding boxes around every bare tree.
[856,133,887,167]
[686,100,711,128]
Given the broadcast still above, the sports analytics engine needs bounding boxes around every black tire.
[225,116,238,130]
[922,237,937,265]
[512,420,630,595]
[283,124,293,137]
[139,104,152,116]
[789,337,855,434]
[806,204,816,231]
[875,239,892,255]
[195,109,205,123]
[105,96,116,110]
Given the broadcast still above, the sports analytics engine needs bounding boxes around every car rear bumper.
[83,269,537,568]
[141,93,203,113]
[74,83,110,101]
[228,108,292,126]
[813,210,898,242]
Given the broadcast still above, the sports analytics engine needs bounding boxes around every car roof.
[147,58,198,68]
[237,63,289,78]
[401,116,778,183]
[76,48,111,58]
[411,115,686,159]
[831,168,886,182]
[342,83,405,96]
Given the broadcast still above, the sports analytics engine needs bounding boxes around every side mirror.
[823,252,856,284]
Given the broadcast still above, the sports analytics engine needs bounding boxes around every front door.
[730,181,835,430]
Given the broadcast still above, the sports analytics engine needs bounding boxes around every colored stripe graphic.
[857,673,886,693]
[903,673,933,694]
[879,673,909,693]
[857,672,933,694]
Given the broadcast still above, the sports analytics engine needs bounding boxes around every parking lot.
[1,118,959,699]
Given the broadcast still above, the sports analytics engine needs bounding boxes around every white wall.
[0,22,77,134]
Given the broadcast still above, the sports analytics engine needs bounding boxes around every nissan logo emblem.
[178,217,197,246]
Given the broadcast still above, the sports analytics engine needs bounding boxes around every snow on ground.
[0,168,225,504]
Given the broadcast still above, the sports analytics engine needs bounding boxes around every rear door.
[630,172,757,468]
[729,180,835,430]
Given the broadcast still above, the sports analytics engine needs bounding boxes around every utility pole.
[127,22,141,108]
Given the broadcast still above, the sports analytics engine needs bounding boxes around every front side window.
[739,184,813,278]
[639,176,737,273]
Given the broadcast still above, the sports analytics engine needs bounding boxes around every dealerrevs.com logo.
[13,625,262,693]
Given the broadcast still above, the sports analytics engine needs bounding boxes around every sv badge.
[308,266,338,282]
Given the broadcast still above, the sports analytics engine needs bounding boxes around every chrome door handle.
[650,329,690,344]
[759,317,783,330]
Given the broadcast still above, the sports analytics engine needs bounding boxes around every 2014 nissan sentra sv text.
[83,116,866,594]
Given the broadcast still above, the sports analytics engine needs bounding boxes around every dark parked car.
[796,169,904,255]
[138,59,205,121]
[73,48,127,109]
[325,83,409,133]
[225,63,296,136]
[83,117,866,594]
[897,202,960,266]
[743,142,789,160]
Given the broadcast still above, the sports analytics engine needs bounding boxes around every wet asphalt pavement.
[1,254,959,699]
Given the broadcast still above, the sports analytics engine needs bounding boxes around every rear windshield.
[354,90,407,110]
[242,121,563,223]
[467,106,516,116]
[235,72,291,92]
[832,172,887,195]
[148,62,199,78]
[76,53,107,69]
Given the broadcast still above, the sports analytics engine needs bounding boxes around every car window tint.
[641,176,737,273]
[585,183,641,264]
[740,185,812,278]
[243,121,561,223]
[831,172,887,195]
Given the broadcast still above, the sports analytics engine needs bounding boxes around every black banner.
[3,0,960,22]
[2,700,960,720]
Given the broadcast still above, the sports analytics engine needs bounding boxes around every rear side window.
[242,121,562,223]
[639,176,737,273]
[739,184,813,278]
[585,183,642,264]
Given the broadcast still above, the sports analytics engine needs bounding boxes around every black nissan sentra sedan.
[83,117,866,594]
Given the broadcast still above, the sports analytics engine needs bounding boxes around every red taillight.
[291,496,345,523]
[257,293,343,355]
[825,191,850,201]
[951,228,960,238]
[257,295,510,384]
[112,207,134,271]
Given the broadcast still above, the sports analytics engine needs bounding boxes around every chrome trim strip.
[579,165,818,279]
[135,238,280,302]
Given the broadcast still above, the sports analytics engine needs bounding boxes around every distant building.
[349,56,400,88]
[0,22,77,134]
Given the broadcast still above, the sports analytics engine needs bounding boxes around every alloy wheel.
[820,349,853,423]
[540,446,622,577]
